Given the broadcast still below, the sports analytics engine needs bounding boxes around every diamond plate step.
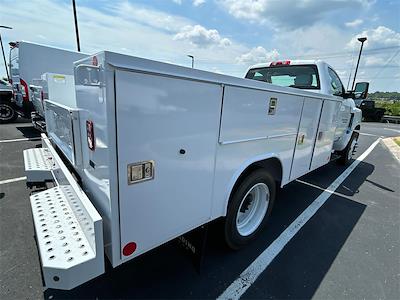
[31,185,103,290]
[23,148,57,183]
[28,134,104,290]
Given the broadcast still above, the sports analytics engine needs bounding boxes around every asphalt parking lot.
[1,120,399,300]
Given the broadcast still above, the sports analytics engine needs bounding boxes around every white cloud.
[173,25,232,48]
[364,56,386,66]
[0,0,249,79]
[347,26,400,49]
[217,0,371,29]
[236,47,279,65]
[345,19,364,27]
[172,0,206,6]
[112,1,192,33]
[193,0,206,6]
[273,24,349,59]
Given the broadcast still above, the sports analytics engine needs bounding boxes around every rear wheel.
[375,112,384,122]
[0,100,18,124]
[224,169,276,250]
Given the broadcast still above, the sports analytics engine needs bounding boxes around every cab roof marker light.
[270,60,291,66]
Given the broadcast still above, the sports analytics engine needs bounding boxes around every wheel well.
[230,158,283,200]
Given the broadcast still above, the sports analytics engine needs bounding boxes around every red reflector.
[40,90,45,109]
[86,120,95,151]
[20,79,29,102]
[123,242,137,256]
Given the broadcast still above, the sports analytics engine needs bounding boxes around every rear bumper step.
[25,134,104,290]
[24,148,57,183]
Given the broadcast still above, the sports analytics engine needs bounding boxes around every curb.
[382,137,400,162]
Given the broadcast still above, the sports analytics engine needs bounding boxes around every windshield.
[245,65,320,90]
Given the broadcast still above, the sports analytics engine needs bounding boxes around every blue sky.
[0,0,399,91]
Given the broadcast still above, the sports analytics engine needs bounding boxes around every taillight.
[20,79,29,102]
[92,56,98,66]
[40,90,45,109]
[270,60,291,66]
[86,120,95,151]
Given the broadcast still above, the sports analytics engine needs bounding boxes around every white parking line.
[384,127,400,134]
[218,138,381,300]
[295,179,355,201]
[0,176,27,185]
[0,137,41,143]
[359,132,382,137]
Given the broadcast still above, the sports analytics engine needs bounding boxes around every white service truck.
[30,73,76,131]
[23,52,368,290]
[1,41,87,123]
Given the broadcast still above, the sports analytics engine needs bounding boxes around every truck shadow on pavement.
[16,125,41,139]
[299,159,375,197]
[45,160,373,299]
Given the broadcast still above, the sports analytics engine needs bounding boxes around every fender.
[221,152,283,216]
[333,104,362,151]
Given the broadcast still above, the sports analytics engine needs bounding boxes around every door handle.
[298,133,305,144]
[268,97,277,115]
[318,131,324,140]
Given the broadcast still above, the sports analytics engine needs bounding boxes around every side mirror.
[353,82,369,99]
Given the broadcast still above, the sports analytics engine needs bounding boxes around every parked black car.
[355,99,385,122]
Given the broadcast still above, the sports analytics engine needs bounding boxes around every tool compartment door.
[290,97,322,180]
[115,70,222,259]
[311,100,340,170]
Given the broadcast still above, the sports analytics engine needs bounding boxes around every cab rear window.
[245,65,320,90]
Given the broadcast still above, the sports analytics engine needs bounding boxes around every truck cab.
[245,60,368,160]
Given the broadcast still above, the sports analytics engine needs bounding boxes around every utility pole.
[72,0,81,52]
[0,25,12,81]
[187,55,194,68]
[351,37,367,90]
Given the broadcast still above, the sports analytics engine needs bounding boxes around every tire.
[375,112,383,122]
[224,169,276,250]
[338,132,358,165]
[0,100,18,124]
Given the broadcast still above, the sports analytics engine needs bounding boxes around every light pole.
[72,0,81,52]
[0,25,12,81]
[351,37,367,90]
[187,55,194,68]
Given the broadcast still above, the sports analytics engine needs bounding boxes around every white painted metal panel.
[290,98,322,180]
[115,70,222,259]
[45,73,77,108]
[311,100,340,170]
[45,100,82,166]
[73,54,122,267]
[211,85,304,218]
[219,86,303,144]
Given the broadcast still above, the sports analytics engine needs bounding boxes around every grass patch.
[375,101,400,116]
[394,137,400,147]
